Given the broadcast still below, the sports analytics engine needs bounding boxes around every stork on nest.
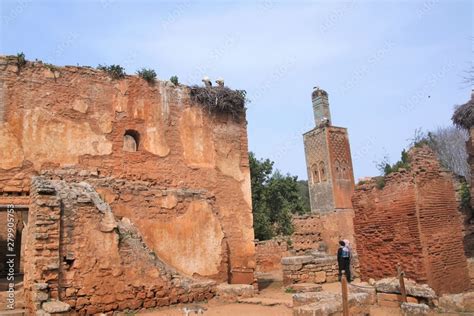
[202,76,212,88]
[215,78,224,87]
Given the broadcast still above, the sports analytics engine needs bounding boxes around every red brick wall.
[353,147,470,294]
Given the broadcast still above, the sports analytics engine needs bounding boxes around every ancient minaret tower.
[303,87,355,212]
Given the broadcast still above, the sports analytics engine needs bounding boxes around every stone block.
[281,256,313,265]
[33,283,49,291]
[313,271,326,283]
[42,300,71,313]
[375,278,436,299]
[400,302,429,316]
[33,291,49,302]
[290,283,322,293]
[292,291,338,307]
[215,283,254,302]
[438,291,474,313]
[349,284,376,304]
[377,292,418,305]
[293,301,341,316]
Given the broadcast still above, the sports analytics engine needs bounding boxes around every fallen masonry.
[290,278,474,316]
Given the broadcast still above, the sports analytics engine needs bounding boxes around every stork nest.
[452,96,474,130]
[189,86,247,119]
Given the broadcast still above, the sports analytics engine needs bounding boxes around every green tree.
[249,152,309,240]
[296,180,311,212]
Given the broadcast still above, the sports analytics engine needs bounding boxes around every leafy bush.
[376,149,410,176]
[170,75,179,85]
[285,287,296,293]
[44,63,58,72]
[375,176,386,190]
[459,181,471,210]
[137,68,157,84]
[97,64,125,79]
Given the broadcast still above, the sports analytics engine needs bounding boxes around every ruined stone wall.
[291,210,356,256]
[469,128,474,188]
[353,146,470,294]
[24,177,216,315]
[254,238,291,274]
[23,178,61,313]
[281,252,359,286]
[0,56,255,285]
[40,168,231,280]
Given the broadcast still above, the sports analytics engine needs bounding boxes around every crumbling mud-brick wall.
[291,210,356,256]
[254,238,291,275]
[451,94,474,286]
[353,146,470,294]
[24,177,215,315]
[0,56,255,310]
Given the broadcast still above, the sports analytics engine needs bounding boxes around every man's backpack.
[342,246,350,258]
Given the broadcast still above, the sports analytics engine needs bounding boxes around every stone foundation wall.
[353,146,470,294]
[281,252,359,286]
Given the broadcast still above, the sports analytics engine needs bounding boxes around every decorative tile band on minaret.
[303,87,355,213]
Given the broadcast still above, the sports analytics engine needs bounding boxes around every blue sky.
[1,0,472,180]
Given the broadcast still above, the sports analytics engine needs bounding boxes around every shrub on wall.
[137,68,157,84]
[170,75,179,85]
[16,52,26,70]
[97,64,126,80]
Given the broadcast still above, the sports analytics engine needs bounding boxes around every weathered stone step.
[237,297,293,308]
[0,309,27,315]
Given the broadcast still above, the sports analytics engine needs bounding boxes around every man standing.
[337,240,351,282]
